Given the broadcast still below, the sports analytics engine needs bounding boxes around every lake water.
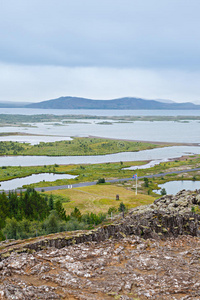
[0,146,200,167]
[0,173,77,190]
[1,119,200,144]
[153,180,200,195]
[1,109,200,144]
[2,108,200,116]
[123,159,169,170]
[0,135,72,145]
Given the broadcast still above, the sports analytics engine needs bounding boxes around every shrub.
[118,202,126,212]
[160,188,167,195]
[43,211,66,234]
[192,176,196,181]
[144,177,149,187]
[97,178,105,184]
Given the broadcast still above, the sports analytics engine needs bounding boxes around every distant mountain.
[0,101,31,108]
[155,99,175,104]
[25,96,200,110]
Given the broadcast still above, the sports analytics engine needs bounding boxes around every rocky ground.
[0,235,200,300]
[0,189,200,299]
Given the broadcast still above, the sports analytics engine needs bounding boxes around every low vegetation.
[1,113,200,125]
[0,161,146,185]
[0,137,160,156]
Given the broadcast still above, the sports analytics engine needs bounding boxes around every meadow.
[44,184,155,215]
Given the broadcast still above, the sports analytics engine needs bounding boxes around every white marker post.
[132,174,137,195]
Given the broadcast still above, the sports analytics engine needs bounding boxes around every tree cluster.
[0,189,107,241]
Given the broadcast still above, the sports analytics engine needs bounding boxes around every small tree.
[108,207,117,216]
[3,218,19,239]
[55,200,67,221]
[144,177,149,187]
[48,194,54,210]
[71,207,82,221]
[160,188,167,195]
[192,176,196,181]
[118,202,126,218]
[118,202,126,212]
[43,211,61,234]
[0,230,5,241]
[97,178,105,184]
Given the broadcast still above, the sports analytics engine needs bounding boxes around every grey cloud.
[0,0,200,69]
[0,64,200,103]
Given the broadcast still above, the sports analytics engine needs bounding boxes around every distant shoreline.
[0,132,199,147]
[87,135,200,147]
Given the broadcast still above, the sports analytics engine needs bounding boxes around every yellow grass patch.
[45,184,155,214]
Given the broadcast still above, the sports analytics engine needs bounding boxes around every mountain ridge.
[25,96,200,110]
[1,97,200,109]
[0,101,31,108]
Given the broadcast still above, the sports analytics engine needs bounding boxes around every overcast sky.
[1,0,200,103]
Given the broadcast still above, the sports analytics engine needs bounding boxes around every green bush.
[160,188,167,195]
[108,207,117,215]
[118,202,126,212]
[97,178,105,184]
[43,211,67,234]
[144,177,149,187]
[0,230,5,241]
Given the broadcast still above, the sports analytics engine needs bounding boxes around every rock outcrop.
[1,189,200,258]
[122,188,200,239]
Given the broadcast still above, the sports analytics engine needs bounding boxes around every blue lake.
[0,146,200,166]
[1,119,200,144]
[2,108,200,116]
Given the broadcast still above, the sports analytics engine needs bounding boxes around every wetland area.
[1,109,200,205]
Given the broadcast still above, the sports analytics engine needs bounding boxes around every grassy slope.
[44,184,155,214]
